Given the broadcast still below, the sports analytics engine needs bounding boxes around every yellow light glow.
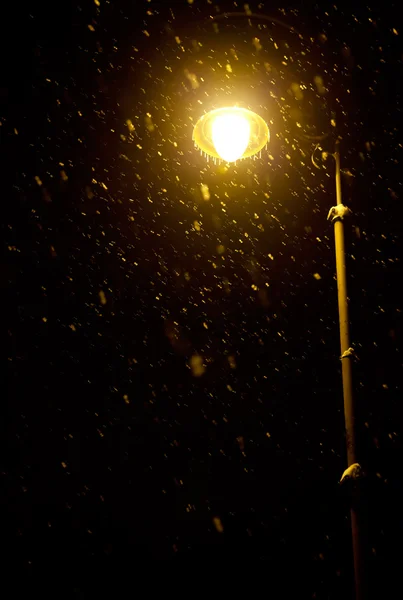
[192,106,269,163]
[211,112,251,162]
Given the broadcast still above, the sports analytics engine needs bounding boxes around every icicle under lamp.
[192,107,270,163]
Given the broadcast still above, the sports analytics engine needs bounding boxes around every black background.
[2,1,402,596]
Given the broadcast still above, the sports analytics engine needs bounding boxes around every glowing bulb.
[192,106,269,163]
[211,112,251,162]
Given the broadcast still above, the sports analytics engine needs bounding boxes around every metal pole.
[333,139,366,599]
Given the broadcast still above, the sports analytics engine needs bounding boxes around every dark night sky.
[2,0,402,595]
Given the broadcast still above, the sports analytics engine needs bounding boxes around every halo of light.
[192,106,270,163]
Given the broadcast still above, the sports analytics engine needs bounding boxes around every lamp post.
[330,139,366,600]
[192,103,365,596]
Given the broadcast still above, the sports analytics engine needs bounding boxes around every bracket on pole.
[340,462,364,484]
[340,347,359,361]
[327,204,351,223]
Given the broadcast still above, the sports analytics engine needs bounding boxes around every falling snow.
[3,0,402,593]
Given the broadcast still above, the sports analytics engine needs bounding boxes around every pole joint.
[327,204,351,223]
[340,346,359,361]
[340,463,364,484]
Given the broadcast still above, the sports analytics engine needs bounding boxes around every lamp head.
[192,106,270,163]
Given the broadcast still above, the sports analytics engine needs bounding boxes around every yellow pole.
[333,139,366,599]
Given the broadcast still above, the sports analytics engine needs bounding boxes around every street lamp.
[192,106,270,163]
[192,100,365,599]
